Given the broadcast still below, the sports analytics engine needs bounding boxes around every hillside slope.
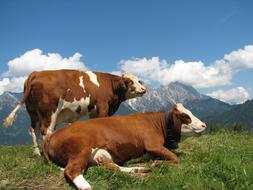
[206,99,253,129]
[1,131,252,190]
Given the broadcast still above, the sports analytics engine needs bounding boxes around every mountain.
[126,82,233,120]
[114,102,137,115]
[127,82,207,113]
[206,99,253,129]
[184,98,234,120]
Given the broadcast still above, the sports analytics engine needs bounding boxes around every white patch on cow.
[86,71,100,87]
[79,76,86,93]
[47,96,91,134]
[89,148,113,164]
[59,96,91,123]
[176,103,207,138]
[73,175,92,190]
[122,72,146,99]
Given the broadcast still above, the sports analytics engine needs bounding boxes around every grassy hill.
[0,131,253,190]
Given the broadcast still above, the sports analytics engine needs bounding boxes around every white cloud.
[207,87,250,104]
[118,45,253,89]
[3,49,86,77]
[0,77,27,94]
[224,45,253,71]
[119,57,232,88]
[0,49,87,95]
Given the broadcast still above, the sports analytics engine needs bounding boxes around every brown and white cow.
[3,70,146,156]
[42,103,207,190]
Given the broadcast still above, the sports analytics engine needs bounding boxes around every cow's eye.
[139,80,144,85]
[181,114,191,121]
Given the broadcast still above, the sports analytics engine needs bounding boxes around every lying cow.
[3,70,146,156]
[42,103,207,190]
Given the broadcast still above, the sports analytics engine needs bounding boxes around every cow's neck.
[164,111,180,149]
[107,95,125,116]
[112,78,128,103]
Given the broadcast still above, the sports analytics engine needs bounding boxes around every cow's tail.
[42,134,52,162]
[2,72,37,128]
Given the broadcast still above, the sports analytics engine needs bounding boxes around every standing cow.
[3,70,146,156]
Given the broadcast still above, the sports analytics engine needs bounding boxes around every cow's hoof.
[32,148,41,157]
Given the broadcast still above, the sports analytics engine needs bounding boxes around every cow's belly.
[55,97,94,124]
[57,109,83,123]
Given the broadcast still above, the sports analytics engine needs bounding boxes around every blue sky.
[0,0,253,104]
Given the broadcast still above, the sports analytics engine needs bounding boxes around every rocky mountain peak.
[0,92,19,106]
[127,81,206,112]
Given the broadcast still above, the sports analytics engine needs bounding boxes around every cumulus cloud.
[119,57,232,88]
[118,45,253,89]
[0,77,27,94]
[224,45,253,71]
[0,49,87,95]
[3,49,86,77]
[207,87,250,104]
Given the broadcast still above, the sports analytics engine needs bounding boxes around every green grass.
[1,131,253,190]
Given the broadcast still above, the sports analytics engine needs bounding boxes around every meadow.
[0,130,252,190]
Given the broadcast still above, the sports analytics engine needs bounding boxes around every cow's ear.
[113,78,127,92]
[123,78,133,88]
[177,112,192,124]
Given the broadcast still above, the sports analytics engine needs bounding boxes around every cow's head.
[169,103,207,142]
[122,72,146,99]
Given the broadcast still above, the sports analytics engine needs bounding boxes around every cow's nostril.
[202,124,206,128]
[141,89,146,93]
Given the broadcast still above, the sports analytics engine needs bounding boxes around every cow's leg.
[145,146,179,164]
[26,106,41,156]
[28,126,41,156]
[64,149,92,190]
[100,162,151,176]
[97,103,109,117]
[40,110,59,139]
